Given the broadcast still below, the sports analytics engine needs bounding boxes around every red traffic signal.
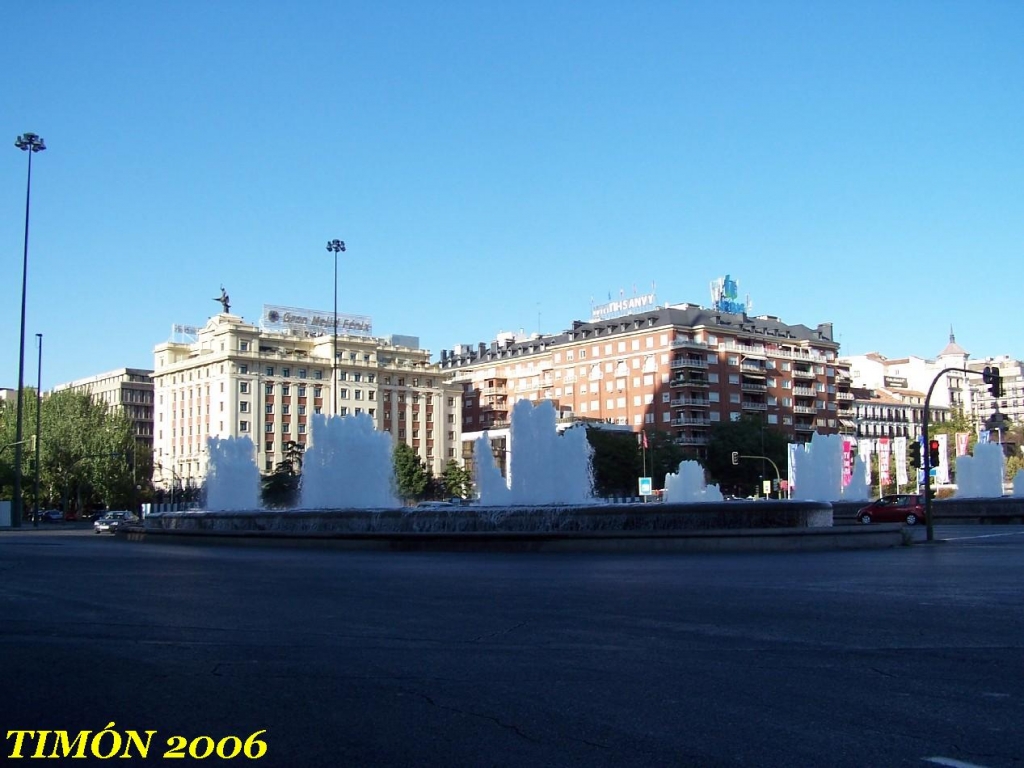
[928,439,941,466]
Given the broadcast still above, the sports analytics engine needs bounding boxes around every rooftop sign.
[710,275,750,315]
[591,291,657,321]
[261,304,372,337]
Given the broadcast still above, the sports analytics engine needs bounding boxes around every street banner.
[956,433,971,456]
[936,433,950,484]
[878,438,891,485]
[894,436,908,486]
[842,439,854,487]
[858,439,874,486]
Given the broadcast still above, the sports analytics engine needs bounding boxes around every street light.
[33,333,43,527]
[325,239,346,417]
[12,132,46,528]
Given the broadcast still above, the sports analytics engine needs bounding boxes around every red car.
[857,494,925,525]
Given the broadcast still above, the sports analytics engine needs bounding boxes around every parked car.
[38,509,65,523]
[93,510,140,534]
[857,494,925,525]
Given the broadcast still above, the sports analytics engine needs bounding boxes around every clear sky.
[3,1,1022,390]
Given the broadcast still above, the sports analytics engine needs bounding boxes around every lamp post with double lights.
[325,239,346,417]
[12,132,46,527]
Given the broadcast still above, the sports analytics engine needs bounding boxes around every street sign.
[638,477,653,496]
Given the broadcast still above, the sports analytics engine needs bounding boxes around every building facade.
[441,303,847,459]
[151,313,462,491]
[53,367,155,452]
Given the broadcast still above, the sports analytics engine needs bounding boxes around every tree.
[262,440,303,508]
[441,459,472,499]
[393,442,429,502]
[586,428,641,497]
[705,416,789,497]
[2,388,144,517]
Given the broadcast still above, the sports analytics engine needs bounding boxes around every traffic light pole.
[921,366,998,542]
[737,454,783,498]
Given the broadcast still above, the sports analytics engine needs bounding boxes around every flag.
[642,430,648,449]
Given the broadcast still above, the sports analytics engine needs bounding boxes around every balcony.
[674,435,709,446]
[741,382,767,393]
[792,369,816,379]
[671,338,709,351]
[740,363,766,374]
[793,386,815,397]
[670,357,709,369]
[794,423,816,432]
[793,405,817,414]
[671,416,711,427]
[670,397,710,408]
[670,377,710,388]
[741,401,768,411]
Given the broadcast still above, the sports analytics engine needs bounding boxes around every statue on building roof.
[213,285,230,314]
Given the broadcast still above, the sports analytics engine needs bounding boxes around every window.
[240,341,250,352]
[339,371,348,381]
[298,405,306,415]
[354,390,363,400]
[265,423,274,433]
[298,385,306,397]
[282,368,290,378]
[265,405,274,414]
[282,385,290,396]
[314,370,323,380]
[313,387,322,399]
[298,369,307,379]
[240,382,249,394]
[239,364,248,374]
[240,402,249,413]
[239,421,249,432]
[265,366,274,376]
[340,388,349,399]
[265,384,273,396]
[282,405,290,415]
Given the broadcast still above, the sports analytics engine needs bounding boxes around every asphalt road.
[2,525,1023,767]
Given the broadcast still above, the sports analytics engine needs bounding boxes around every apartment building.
[441,302,847,460]
[151,311,462,491]
[53,367,155,452]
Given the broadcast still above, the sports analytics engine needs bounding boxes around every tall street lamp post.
[13,132,46,528]
[33,334,43,527]
[325,239,346,417]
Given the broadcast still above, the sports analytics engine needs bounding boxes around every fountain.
[300,413,400,509]
[140,403,858,549]
[790,433,870,502]
[475,399,594,506]
[663,461,724,503]
[205,435,261,511]
[954,442,1004,498]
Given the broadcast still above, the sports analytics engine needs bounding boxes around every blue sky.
[3,1,1022,390]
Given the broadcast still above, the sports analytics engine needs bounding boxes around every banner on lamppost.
[956,433,971,456]
[878,438,891,485]
[936,433,950,484]
[858,439,874,486]
[894,436,908,486]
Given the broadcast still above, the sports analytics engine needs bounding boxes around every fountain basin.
[120,501,911,552]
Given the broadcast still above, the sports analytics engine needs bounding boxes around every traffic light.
[909,441,921,469]
[731,451,739,466]
[928,439,941,467]
[982,366,1003,398]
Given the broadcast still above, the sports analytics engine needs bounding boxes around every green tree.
[705,416,789,497]
[441,459,472,499]
[261,440,303,508]
[393,442,429,502]
[586,427,641,497]
[2,388,144,517]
